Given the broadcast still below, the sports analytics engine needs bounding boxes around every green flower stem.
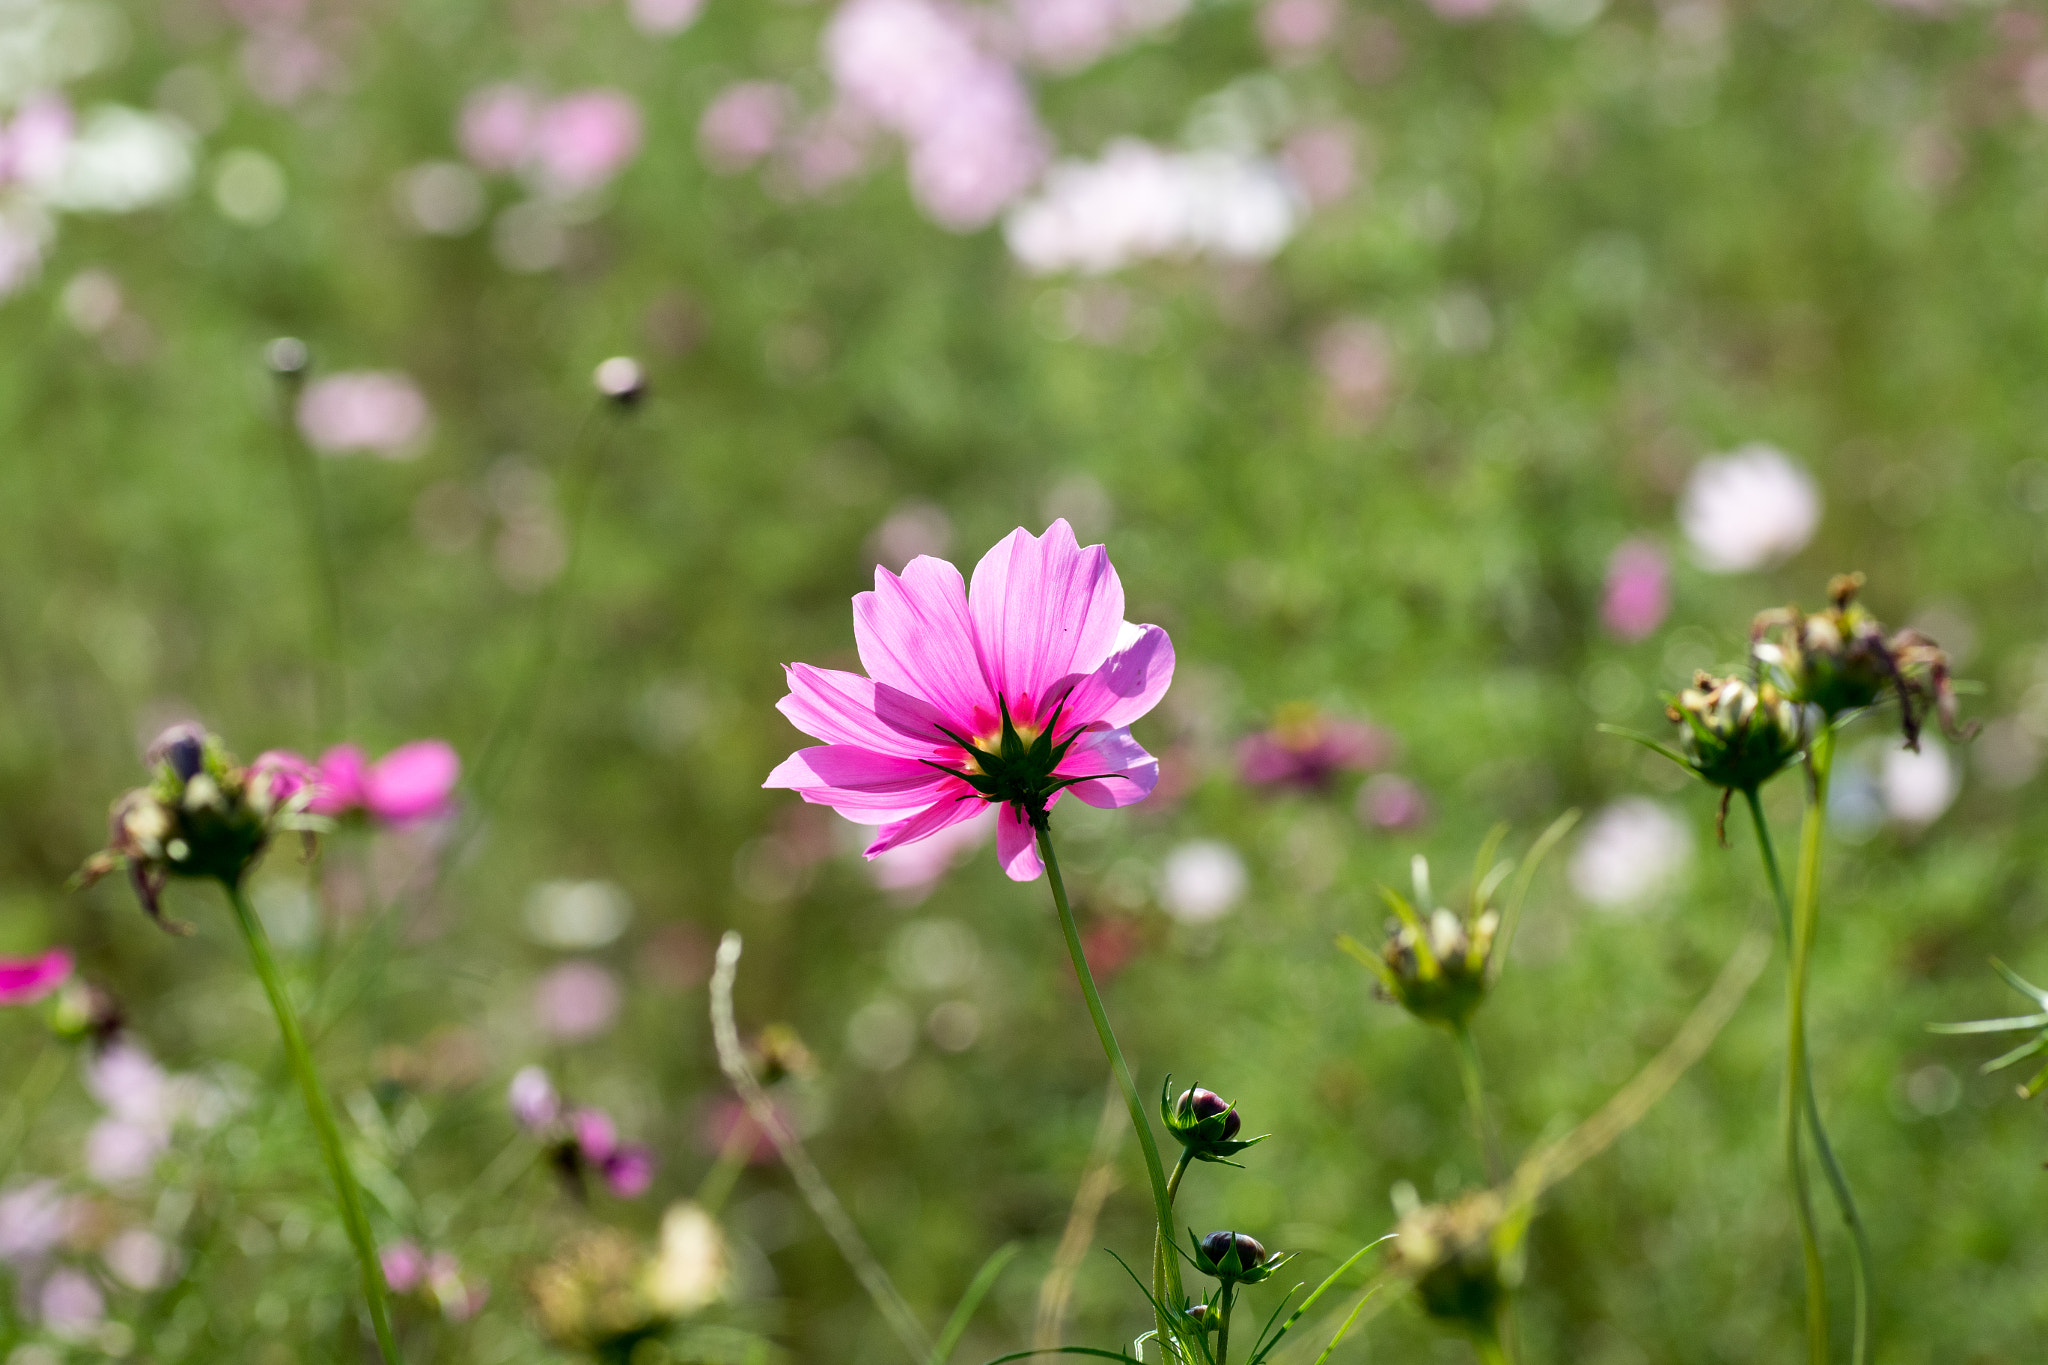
[1784,729,1836,1365]
[222,879,400,1364]
[1450,1022,1502,1184]
[1215,1282,1235,1365]
[1746,783,1872,1365]
[1478,1337,1512,1365]
[1167,1149,1193,1206]
[1034,823,1185,1356]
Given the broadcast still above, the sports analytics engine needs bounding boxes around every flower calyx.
[922,693,1090,826]
[1347,856,1498,1030]
[1751,572,1972,750]
[1160,1077,1267,1166]
[1389,1189,1526,1342]
[73,725,320,932]
[1189,1229,1290,1286]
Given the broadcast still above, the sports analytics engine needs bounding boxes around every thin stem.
[221,880,399,1363]
[1216,1283,1235,1365]
[1035,823,1185,1355]
[1786,732,1833,1365]
[1477,1337,1511,1365]
[1167,1149,1193,1206]
[1450,1023,1502,1184]
[1747,784,1873,1365]
[270,366,346,740]
[694,1122,753,1216]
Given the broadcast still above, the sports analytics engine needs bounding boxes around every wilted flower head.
[0,948,73,1006]
[765,520,1174,882]
[77,725,317,928]
[1160,1079,1266,1165]
[1237,703,1390,791]
[1644,672,1807,841]
[1389,1189,1520,1340]
[1189,1229,1288,1284]
[1752,573,1969,750]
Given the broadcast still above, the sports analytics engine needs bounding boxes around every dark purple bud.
[147,724,208,782]
[1201,1230,1266,1274]
[1179,1087,1242,1139]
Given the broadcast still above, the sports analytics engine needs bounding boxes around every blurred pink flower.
[1258,0,1339,60]
[85,1042,172,1125]
[296,372,432,458]
[601,1144,656,1197]
[530,90,643,197]
[1013,0,1125,70]
[0,948,72,1006]
[1602,540,1671,641]
[508,1065,561,1131]
[765,520,1174,882]
[382,1239,428,1293]
[267,740,461,823]
[459,84,542,172]
[1281,122,1359,207]
[37,1267,104,1336]
[101,1227,173,1291]
[0,1181,74,1266]
[85,1117,167,1186]
[701,1097,780,1164]
[782,103,879,195]
[1314,316,1393,425]
[534,961,622,1040]
[628,0,706,33]
[866,805,995,901]
[0,94,73,189]
[1357,772,1429,830]
[1238,708,1390,791]
[428,1250,490,1320]
[905,77,1049,230]
[699,82,793,173]
[241,26,335,106]
[570,1108,618,1162]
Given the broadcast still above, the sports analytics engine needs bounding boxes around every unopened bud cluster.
[76,725,316,930]
[1668,672,1804,794]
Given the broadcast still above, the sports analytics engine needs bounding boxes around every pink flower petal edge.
[0,948,73,1006]
[766,520,1174,881]
[253,740,459,824]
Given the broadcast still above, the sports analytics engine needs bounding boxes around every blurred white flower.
[44,106,192,213]
[102,1227,174,1291]
[0,1180,74,1266]
[36,1266,103,1338]
[1569,797,1692,910]
[1006,138,1303,274]
[646,1202,728,1314]
[0,203,51,298]
[533,961,622,1041]
[1678,443,1822,574]
[628,0,707,34]
[1881,738,1957,826]
[523,880,633,950]
[296,371,432,458]
[1157,839,1247,923]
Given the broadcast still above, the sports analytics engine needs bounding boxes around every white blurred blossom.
[1157,839,1247,923]
[1569,798,1692,910]
[0,1180,74,1266]
[43,106,192,213]
[1678,443,1822,574]
[1006,138,1303,274]
[1881,738,1957,826]
[296,371,432,457]
[646,1202,728,1313]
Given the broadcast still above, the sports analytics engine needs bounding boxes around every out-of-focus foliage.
[3,0,2048,1360]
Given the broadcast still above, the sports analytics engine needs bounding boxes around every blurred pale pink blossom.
[85,1117,167,1186]
[1678,443,1821,574]
[508,1065,561,1131]
[460,84,542,172]
[699,82,793,174]
[0,1181,75,1266]
[1238,708,1390,791]
[1314,316,1393,425]
[0,207,51,300]
[1425,0,1499,20]
[781,103,879,195]
[0,94,74,189]
[534,960,622,1040]
[101,1227,174,1291]
[629,0,707,34]
[530,91,643,197]
[296,372,432,457]
[1356,773,1429,830]
[428,1250,490,1320]
[240,27,336,106]
[1281,122,1359,207]
[1601,540,1671,641]
[1258,0,1340,61]
[1012,0,1126,70]
[382,1239,427,1292]
[37,1267,104,1337]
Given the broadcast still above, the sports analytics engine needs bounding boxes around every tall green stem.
[1783,730,1834,1365]
[1451,1023,1502,1184]
[1746,783,1872,1365]
[1035,823,1185,1356]
[223,880,400,1363]
[1215,1283,1234,1365]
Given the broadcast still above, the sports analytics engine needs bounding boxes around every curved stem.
[1450,1023,1502,1184]
[1036,823,1185,1355]
[221,880,399,1363]
[1747,784,1872,1365]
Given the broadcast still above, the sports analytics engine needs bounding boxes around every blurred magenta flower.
[766,519,1175,881]
[382,1239,427,1293]
[699,82,791,173]
[296,371,432,458]
[1237,706,1390,791]
[533,960,622,1040]
[1602,540,1671,641]
[0,948,72,1005]
[260,741,460,824]
[530,90,643,197]
[459,84,541,172]
[1356,772,1429,830]
[600,1143,656,1197]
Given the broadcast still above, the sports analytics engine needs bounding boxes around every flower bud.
[1389,1191,1519,1341]
[1190,1229,1286,1284]
[1666,672,1804,805]
[1355,859,1498,1029]
[593,356,647,406]
[1752,573,1970,750]
[1160,1078,1267,1166]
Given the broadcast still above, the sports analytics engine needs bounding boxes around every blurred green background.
[4,0,2048,1359]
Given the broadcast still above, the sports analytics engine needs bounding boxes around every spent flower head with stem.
[1345,855,1500,1030]
[1388,1189,1526,1343]
[765,518,1174,880]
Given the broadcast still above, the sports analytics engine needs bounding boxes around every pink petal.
[1057,726,1160,809]
[765,745,959,821]
[863,791,986,857]
[1055,623,1174,731]
[602,1145,656,1198]
[778,664,953,757]
[313,744,369,814]
[968,520,1125,723]
[0,948,72,1006]
[853,556,994,731]
[364,741,461,822]
[995,803,1045,881]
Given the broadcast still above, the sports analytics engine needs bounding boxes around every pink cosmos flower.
[529,91,643,198]
[296,372,433,458]
[699,82,792,173]
[0,949,73,1006]
[1237,707,1390,791]
[1602,539,1671,641]
[459,84,542,172]
[382,1239,428,1293]
[259,741,460,824]
[765,519,1174,882]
